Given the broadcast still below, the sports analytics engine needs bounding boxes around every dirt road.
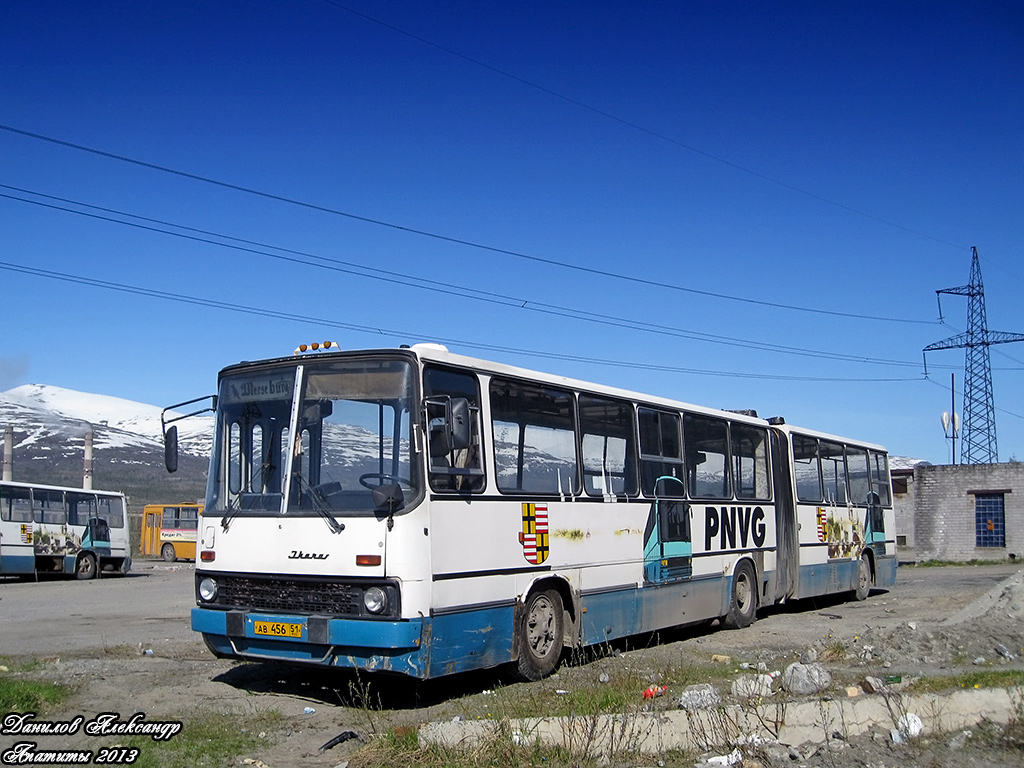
[1,561,1022,767]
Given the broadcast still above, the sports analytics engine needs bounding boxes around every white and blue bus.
[166,343,895,680]
[0,480,132,579]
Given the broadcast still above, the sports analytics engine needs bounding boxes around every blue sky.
[1,1,1022,464]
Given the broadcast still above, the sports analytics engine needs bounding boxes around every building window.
[975,493,1006,548]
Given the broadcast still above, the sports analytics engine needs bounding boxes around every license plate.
[253,620,303,638]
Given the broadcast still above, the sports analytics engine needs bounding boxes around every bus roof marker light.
[293,341,340,356]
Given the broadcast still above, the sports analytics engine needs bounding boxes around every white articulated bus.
[0,481,131,578]
[165,343,896,680]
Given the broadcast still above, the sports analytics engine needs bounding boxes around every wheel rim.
[526,594,556,657]
[736,572,753,612]
[78,556,93,575]
[859,558,870,590]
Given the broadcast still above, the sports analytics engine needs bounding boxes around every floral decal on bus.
[521,503,549,565]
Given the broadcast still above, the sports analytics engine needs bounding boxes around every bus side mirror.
[426,397,472,457]
[449,397,471,452]
[164,426,179,474]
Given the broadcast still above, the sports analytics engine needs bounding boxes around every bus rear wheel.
[854,552,872,601]
[161,543,177,563]
[76,553,97,581]
[722,560,757,629]
[514,589,564,681]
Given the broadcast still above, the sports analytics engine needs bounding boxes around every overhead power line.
[0,258,922,384]
[0,184,940,370]
[0,123,936,327]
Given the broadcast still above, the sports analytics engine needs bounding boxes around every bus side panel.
[875,554,898,587]
[426,604,516,677]
[173,541,197,560]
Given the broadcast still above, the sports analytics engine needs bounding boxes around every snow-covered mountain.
[1,384,212,457]
[0,384,211,505]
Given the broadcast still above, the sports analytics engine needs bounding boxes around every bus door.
[865,492,886,558]
[83,516,111,553]
[143,507,162,556]
[643,476,691,584]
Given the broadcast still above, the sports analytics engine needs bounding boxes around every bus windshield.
[206,357,418,518]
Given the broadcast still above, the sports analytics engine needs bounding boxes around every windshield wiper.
[296,475,345,535]
[221,496,241,532]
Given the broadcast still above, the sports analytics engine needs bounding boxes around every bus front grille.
[214,575,360,616]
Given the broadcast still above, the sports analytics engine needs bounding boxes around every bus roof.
[0,479,126,496]
[219,342,887,451]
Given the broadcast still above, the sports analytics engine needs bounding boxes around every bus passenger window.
[65,492,97,526]
[638,408,684,497]
[34,490,66,525]
[424,366,484,492]
[846,447,870,505]
[684,414,730,499]
[580,395,636,498]
[490,379,577,495]
[819,441,847,504]
[97,496,125,528]
[1,486,33,522]
[869,451,892,506]
[732,424,770,500]
[792,434,822,502]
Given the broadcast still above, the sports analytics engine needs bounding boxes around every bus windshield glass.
[206,357,417,518]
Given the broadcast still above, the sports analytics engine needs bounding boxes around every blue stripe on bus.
[0,554,35,574]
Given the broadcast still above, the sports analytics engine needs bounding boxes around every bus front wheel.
[161,543,177,563]
[76,553,98,581]
[514,589,564,681]
[722,560,757,629]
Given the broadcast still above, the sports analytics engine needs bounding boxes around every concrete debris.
[677,683,721,711]
[731,674,774,699]
[860,676,887,694]
[781,662,832,694]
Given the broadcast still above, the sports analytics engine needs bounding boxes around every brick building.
[896,462,1024,562]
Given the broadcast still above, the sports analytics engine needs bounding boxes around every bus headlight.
[198,577,218,602]
[363,586,387,615]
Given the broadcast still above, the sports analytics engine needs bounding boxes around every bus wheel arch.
[855,549,875,601]
[722,558,758,629]
[512,577,576,681]
[75,552,98,580]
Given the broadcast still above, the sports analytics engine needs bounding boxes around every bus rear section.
[0,481,132,578]
[141,504,200,562]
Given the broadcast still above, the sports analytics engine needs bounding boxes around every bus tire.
[76,553,98,581]
[161,543,177,563]
[855,552,872,601]
[514,589,564,681]
[722,560,757,629]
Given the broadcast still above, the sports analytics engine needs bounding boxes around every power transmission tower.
[923,247,1024,464]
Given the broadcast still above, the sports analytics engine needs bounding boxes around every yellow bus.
[141,503,201,562]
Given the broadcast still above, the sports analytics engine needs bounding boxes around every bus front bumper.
[191,607,426,674]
